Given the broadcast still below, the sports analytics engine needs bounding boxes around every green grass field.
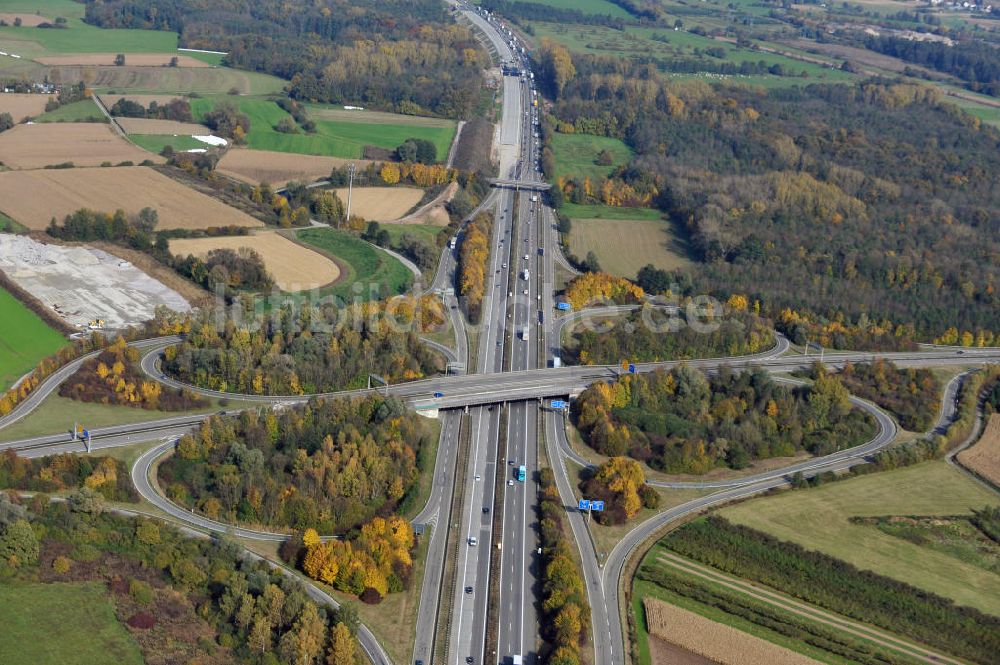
[128,134,210,154]
[551,132,633,181]
[0,287,67,392]
[191,97,456,160]
[379,223,444,247]
[295,227,413,301]
[33,98,107,123]
[0,15,176,58]
[560,203,662,220]
[520,0,633,17]
[719,461,1000,615]
[569,216,691,279]
[0,582,143,665]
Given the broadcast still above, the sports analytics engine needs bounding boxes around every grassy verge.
[719,460,1000,615]
[0,393,220,442]
[551,132,634,182]
[0,582,143,665]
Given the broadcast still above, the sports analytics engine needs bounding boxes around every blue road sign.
[551,399,567,410]
[578,499,591,511]
[628,363,636,374]
[591,501,605,512]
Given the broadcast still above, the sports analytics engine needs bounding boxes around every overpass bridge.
[489,178,552,191]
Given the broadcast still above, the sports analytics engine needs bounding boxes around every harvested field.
[216,148,364,187]
[36,53,209,67]
[643,597,821,665]
[648,636,715,665]
[0,92,53,119]
[0,167,264,231]
[116,117,209,135]
[98,94,185,108]
[569,216,690,279]
[393,181,457,227]
[0,234,190,329]
[0,122,157,169]
[958,414,1000,487]
[0,13,48,27]
[169,232,340,292]
[42,66,284,96]
[335,186,423,222]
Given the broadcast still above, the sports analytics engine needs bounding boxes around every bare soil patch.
[393,181,457,227]
[36,54,209,68]
[216,148,367,187]
[649,635,717,665]
[0,167,264,231]
[0,92,53,120]
[0,122,158,169]
[335,186,424,222]
[116,117,209,135]
[958,414,1000,487]
[644,597,821,665]
[0,13,48,27]
[169,231,340,291]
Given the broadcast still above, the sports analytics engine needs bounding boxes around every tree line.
[0,490,364,663]
[537,467,591,664]
[109,96,193,122]
[158,396,432,534]
[573,365,875,474]
[662,516,1000,665]
[458,212,493,323]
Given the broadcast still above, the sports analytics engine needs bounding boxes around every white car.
[523,254,529,260]
[508,480,514,486]
[522,289,529,295]
[474,474,481,481]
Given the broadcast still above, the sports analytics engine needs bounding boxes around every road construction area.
[0,234,190,329]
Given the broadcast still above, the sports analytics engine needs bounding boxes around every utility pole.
[345,162,356,227]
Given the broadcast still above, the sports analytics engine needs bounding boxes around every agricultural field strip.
[215,148,364,188]
[643,596,822,665]
[167,233,341,292]
[0,92,52,118]
[115,117,210,135]
[651,551,966,665]
[957,414,1000,487]
[333,187,424,222]
[0,122,157,169]
[35,54,208,67]
[0,167,263,231]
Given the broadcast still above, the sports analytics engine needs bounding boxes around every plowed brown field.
[335,186,423,222]
[644,597,821,665]
[0,167,264,231]
[36,54,209,67]
[0,93,53,119]
[169,232,340,291]
[0,13,47,27]
[0,122,158,169]
[216,148,367,187]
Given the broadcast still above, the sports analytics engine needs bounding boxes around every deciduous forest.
[573,366,875,474]
[158,396,434,534]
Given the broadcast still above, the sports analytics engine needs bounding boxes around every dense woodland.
[158,397,433,533]
[662,517,1000,665]
[570,307,774,365]
[826,360,941,432]
[536,42,999,344]
[60,337,204,411]
[164,302,442,394]
[0,491,364,664]
[0,451,136,503]
[538,468,591,665]
[109,97,193,122]
[574,366,875,474]
[862,35,1000,97]
[84,0,486,118]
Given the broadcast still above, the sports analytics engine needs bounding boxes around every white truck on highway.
[530,194,538,202]
[521,325,529,341]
